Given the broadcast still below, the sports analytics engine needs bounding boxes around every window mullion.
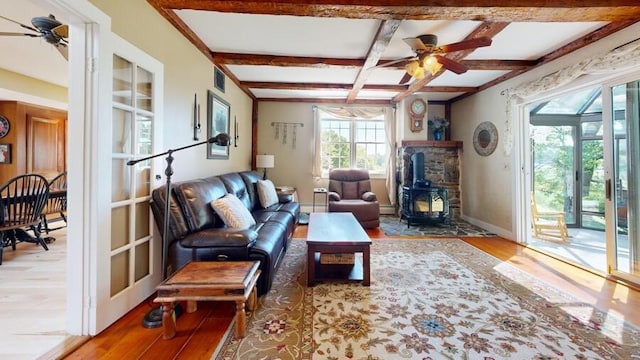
[351,119,357,168]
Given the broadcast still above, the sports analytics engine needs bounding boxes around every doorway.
[526,80,639,285]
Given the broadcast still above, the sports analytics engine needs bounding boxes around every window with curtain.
[315,107,387,177]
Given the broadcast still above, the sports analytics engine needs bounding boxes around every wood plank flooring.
[63,225,640,359]
[0,226,82,360]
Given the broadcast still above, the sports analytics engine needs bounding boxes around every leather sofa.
[150,170,299,295]
[328,168,380,228]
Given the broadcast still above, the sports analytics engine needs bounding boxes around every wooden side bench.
[153,260,261,339]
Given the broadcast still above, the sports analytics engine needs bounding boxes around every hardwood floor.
[0,226,85,360]
[63,224,640,359]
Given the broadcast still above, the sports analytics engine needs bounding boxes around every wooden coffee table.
[306,212,371,286]
[153,261,260,339]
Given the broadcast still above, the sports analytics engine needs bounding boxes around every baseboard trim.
[460,215,514,240]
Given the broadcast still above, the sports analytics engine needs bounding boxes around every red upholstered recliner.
[327,168,380,228]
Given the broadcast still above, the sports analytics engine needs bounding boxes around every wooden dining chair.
[530,192,570,242]
[39,171,68,234]
[0,174,50,265]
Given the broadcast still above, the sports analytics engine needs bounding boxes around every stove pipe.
[411,152,430,188]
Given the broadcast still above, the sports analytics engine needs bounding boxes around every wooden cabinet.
[0,101,67,185]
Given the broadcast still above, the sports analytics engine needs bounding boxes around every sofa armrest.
[362,191,377,202]
[328,191,341,201]
[278,193,293,203]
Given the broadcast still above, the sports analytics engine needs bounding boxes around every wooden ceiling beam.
[347,19,401,103]
[152,0,640,22]
[212,52,363,68]
[242,81,476,93]
[258,97,393,105]
[215,53,538,72]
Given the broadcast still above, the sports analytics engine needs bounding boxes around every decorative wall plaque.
[473,121,498,156]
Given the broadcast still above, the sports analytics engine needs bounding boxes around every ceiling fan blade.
[0,32,37,37]
[403,37,428,52]
[399,72,413,84]
[56,44,68,60]
[371,56,416,70]
[434,37,492,53]
[52,24,68,38]
[434,55,468,74]
[0,15,39,33]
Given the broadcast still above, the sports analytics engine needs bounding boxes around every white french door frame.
[43,0,112,336]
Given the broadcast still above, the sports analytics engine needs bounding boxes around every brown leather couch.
[150,170,299,295]
[327,168,380,228]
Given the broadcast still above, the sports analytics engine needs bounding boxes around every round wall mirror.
[473,121,498,156]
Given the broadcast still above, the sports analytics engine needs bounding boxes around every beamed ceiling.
[147,1,640,105]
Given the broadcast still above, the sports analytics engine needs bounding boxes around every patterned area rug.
[213,239,640,359]
[379,215,496,237]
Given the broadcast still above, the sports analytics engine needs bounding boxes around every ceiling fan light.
[405,61,419,76]
[423,56,443,75]
[413,67,425,79]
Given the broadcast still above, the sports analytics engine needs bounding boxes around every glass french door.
[608,81,639,282]
[95,35,164,331]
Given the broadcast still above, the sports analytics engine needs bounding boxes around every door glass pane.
[112,109,132,154]
[111,206,130,250]
[111,159,130,202]
[113,55,133,105]
[111,250,130,296]
[581,139,604,230]
[134,202,150,240]
[136,67,153,111]
[531,125,575,224]
[134,242,150,282]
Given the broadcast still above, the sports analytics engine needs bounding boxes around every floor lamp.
[127,133,230,328]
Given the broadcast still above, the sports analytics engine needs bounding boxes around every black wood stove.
[401,152,449,227]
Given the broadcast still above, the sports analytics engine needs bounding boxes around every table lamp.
[256,154,274,180]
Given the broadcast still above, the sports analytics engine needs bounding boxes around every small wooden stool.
[154,261,261,339]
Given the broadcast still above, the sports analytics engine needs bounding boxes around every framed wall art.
[207,90,230,159]
[0,143,11,164]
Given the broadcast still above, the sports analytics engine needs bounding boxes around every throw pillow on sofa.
[257,179,279,208]
[210,194,256,229]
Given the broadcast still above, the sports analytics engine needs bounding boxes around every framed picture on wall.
[207,90,230,159]
[0,143,11,164]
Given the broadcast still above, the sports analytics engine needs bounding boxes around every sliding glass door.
[608,81,639,282]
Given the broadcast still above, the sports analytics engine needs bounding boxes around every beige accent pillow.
[257,179,279,208]
[210,194,256,229]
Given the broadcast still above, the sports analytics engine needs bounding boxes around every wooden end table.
[153,261,261,339]
[306,212,371,286]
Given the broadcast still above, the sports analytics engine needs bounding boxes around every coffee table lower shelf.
[306,244,370,287]
[310,252,365,284]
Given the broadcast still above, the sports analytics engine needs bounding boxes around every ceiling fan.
[379,34,492,84]
[0,14,69,60]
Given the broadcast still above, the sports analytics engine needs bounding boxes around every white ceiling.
[173,9,610,103]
